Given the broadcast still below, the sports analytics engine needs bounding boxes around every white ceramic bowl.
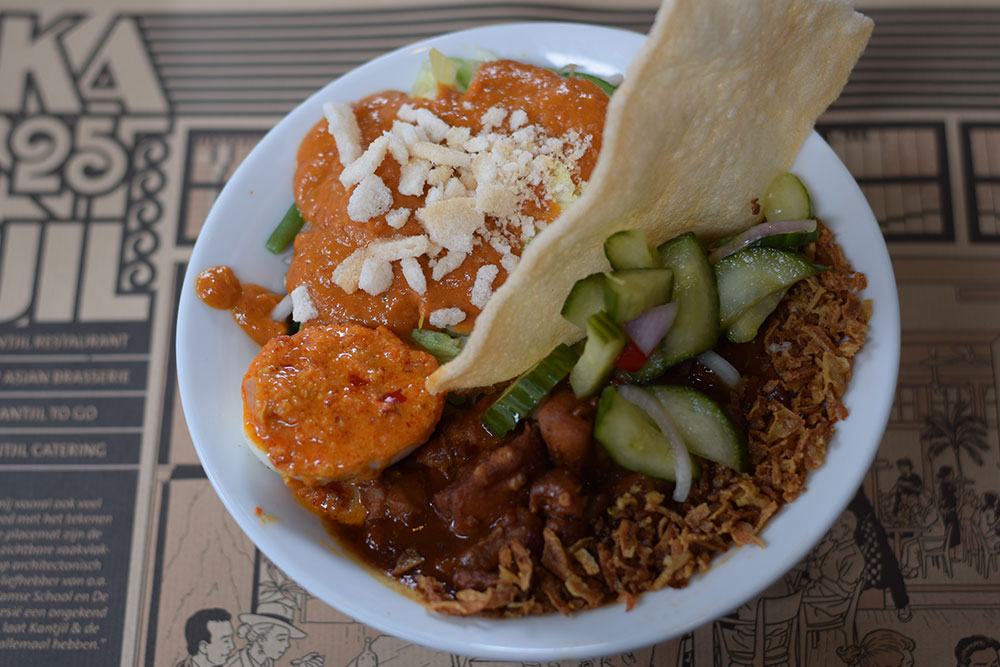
[176,22,900,661]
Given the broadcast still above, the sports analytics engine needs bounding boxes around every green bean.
[410,329,464,363]
[265,204,305,254]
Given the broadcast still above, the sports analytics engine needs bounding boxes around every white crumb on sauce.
[322,101,362,166]
[399,257,427,294]
[270,293,293,322]
[347,174,392,222]
[508,109,528,130]
[358,256,393,296]
[428,307,466,328]
[385,207,411,229]
[470,264,500,308]
[290,284,319,322]
[339,135,389,188]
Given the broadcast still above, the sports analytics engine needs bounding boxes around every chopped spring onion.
[708,219,817,263]
[695,350,741,389]
[618,385,692,502]
[265,204,306,254]
[410,329,464,363]
[270,293,293,322]
[624,302,678,356]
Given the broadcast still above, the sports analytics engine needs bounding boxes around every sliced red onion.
[696,350,741,389]
[269,293,293,322]
[624,302,678,356]
[708,219,817,263]
[618,385,692,503]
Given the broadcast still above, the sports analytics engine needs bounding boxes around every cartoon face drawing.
[204,620,235,665]
[259,626,292,661]
[966,647,1000,667]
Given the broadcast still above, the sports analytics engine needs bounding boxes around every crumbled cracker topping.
[290,284,319,323]
[428,307,466,329]
[327,95,592,320]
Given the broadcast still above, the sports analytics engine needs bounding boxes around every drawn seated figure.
[800,511,865,624]
[960,487,981,561]
[890,458,922,518]
[900,491,945,578]
[977,492,1000,554]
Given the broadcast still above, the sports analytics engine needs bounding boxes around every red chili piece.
[381,390,406,404]
[614,341,648,372]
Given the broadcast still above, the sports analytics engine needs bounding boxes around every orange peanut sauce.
[197,61,606,342]
[290,60,607,336]
[195,267,286,345]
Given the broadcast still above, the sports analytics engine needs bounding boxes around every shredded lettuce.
[412,48,498,98]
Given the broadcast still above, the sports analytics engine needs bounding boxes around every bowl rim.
[176,20,900,661]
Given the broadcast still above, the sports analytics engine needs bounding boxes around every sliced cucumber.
[713,230,820,253]
[716,247,823,328]
[763,172,812,221]
[594,386,701,481]
[633,233,719,382]
[752,230,820,250]
[561,273,607,330]
[410,328,464,363]
[569,312,627,398]
[481,344,579,437]
[604,229,658,270]
[557,70,618,96]
[725,288,787,343]
[646,385,749,472]
[603,268,673,323]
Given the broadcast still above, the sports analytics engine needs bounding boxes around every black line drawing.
[889,458,922,517]
[713,588,804,666]
[228,606,324,667]
[954,634,1000,667]
[936,466,964,559]
[962,123,1000,243]
[815,122,954,242]
[924,402,991,492]
[795,510,868,661]
[850,488,911,621]
[973,492,1000,576]
[835,629,915,667]
[176,608,235,667]
[896,490,947,579]
[176,129,268,245]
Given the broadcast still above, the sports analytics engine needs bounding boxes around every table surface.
[0,1,998,666]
